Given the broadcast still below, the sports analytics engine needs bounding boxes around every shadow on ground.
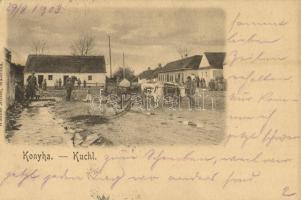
[69,115,110,125]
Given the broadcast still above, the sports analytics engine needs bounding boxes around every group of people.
[184,75,225,92]
[183,75,225,108]
[24,73,47,100]
[175,76,207,89]
[54,78,87,90]
[20,73,88,102]
[54,78,63,89]
[208,78,226,91]
[25,73,39,100]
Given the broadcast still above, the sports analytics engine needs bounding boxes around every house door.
[38,75,44,88]
[63,75,69,86]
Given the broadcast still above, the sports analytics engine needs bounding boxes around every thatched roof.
[25,55,106,73]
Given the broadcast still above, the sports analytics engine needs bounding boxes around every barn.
[24,55,107,87]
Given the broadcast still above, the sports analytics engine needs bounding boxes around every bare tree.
[71,34,96,56]
[113,67,136,81]
[31,40,47,55]
[177,47,191,58]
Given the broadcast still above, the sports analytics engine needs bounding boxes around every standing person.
[27,73,38,100]
[185,76,195,109]
[74,78,78,89]
[15,81,24,102]
[58,78,62,89]
[201,78,206,88]
[54,79,58,89]
[209,79,215,91]
[65,77,73,101]
[84,86,92,102]
[83,80,87,88]
[42,79,47,90]
[196,76,200,88]
[185,76,192,96]
[192,77,197,94]
[77,78,81,89]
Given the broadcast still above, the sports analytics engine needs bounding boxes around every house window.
[88,75,92,80]
[205,72,208,77]
[48,75,53,80]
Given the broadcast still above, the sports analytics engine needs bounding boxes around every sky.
[7,7,225,74]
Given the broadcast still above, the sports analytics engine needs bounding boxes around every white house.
[24,55,107,87]
[157,53,225,86]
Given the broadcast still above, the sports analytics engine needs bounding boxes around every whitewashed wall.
[24,73,106,87]
[4,61,16,109]
[138,77,157,84]
[158,69,223,84]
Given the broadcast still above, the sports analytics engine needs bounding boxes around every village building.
[157,53,225,86]
[4,48,25,110]
[138,65,162,83]
[24,55,106,87]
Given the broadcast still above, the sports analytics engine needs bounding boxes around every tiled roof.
[204,52,226,69]
[160,55,202,73]
[159,53,226,73]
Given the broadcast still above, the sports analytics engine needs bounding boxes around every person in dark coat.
[77,78,81,89]
[196,76,200,88]
[58,78,62,89]
[27,73,38,100]
[65,77,73,101]
[83,80,87,88]
[185,76,196,109]
[15,81,24,102]
[209,79,215,91]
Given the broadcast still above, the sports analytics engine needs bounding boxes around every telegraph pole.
[108,35,112,78]
[122,52,125,79]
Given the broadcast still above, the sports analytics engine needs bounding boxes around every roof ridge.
[27,54,104,58]
[25,54,106,73]
[167,55,202,64]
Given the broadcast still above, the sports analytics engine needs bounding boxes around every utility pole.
[108,35,112,78]
[122,52,125,79]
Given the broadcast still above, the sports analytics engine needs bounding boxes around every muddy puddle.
[6,101,72,146]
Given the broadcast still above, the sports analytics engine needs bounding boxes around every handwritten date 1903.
[7,3,62,17]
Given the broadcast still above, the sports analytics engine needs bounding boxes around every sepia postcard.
[0,0,300,199]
